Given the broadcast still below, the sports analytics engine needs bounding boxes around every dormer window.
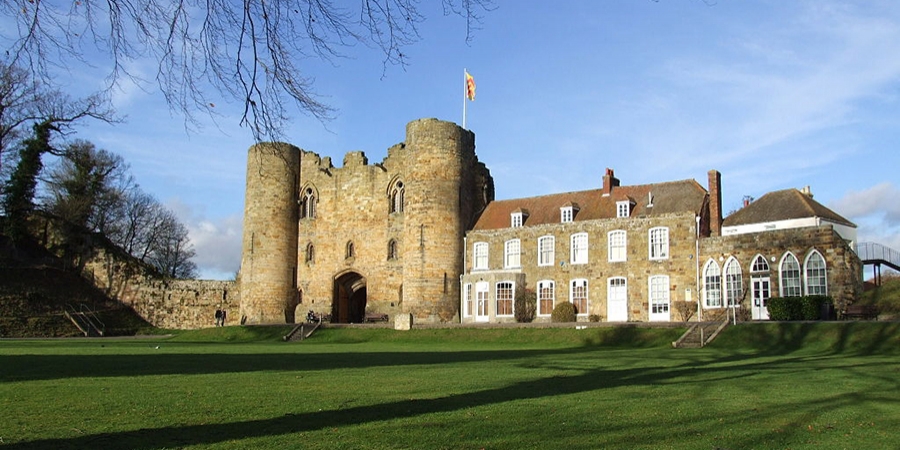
[560,202,579,223]
[511,212,523,228]
[511,208,528,228]
[616,201,631,218]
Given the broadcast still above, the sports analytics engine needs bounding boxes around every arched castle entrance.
[332,271,367,323]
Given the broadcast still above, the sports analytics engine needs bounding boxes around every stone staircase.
[672,320,729,348]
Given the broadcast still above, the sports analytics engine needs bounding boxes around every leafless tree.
[3,0,493,141]
[0,60,116,175]
[143,207,197,279]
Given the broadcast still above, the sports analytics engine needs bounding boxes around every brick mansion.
[237,118,861,325]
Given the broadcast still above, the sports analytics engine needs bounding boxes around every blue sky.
[44,0,900,279]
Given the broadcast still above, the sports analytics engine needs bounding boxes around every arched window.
[703,260,722,308]
[504,239,521,268]
[390,180,405,213]
[608,230,627,262]
[779,252,802,297]
[570,233,588,264]
[538,235,555,266]
[300,187,317,219]
[345,241,355,259]
[649,227,669,260]
[387,239,398,260]
[805,250,827,295]
[496,281,515,316]
[305,243,315,263]
[537,280,555,316]
[473,242,488,270]
[751,255,770,273]
[724,258,742,307]
[570,279,588,315]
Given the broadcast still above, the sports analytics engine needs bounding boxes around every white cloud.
[831,183,900,225]
[165,199,243,280]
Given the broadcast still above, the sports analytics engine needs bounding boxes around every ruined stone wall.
[294,118,493,323]
[71,243,239,330]
[462,212,700,323]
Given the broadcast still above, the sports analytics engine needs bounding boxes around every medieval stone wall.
[291,118,493,323]
[50,238,237,330]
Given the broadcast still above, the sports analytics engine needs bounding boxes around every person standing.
[214,308,223,326]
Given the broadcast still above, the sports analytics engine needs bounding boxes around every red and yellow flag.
[465,71,476,101]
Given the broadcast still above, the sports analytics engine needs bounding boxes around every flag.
[465,71,476,101]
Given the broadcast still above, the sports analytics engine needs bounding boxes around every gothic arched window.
[387,239,398,260]
[346,241,355,259]
[390,180,405,213]
[305,243,315,263]
[300,187,317,219]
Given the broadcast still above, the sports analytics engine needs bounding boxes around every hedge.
[767,296,833,321]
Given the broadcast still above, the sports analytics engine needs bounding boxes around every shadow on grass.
[708,322,900,356]
[4,350,896,450]
[0,348,575,382]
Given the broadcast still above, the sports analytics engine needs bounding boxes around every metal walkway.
[857,242,900,285]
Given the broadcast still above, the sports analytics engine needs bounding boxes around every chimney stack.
[602,168,620,196]
[800,185,814,198]
[708,170,723,237]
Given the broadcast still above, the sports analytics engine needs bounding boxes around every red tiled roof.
[723,189,856,228]
[473,179,708,230]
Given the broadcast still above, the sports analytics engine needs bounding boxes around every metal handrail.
[857,242,900,270]
[79,304,106,336]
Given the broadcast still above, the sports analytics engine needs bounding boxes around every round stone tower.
[239,143,300,324]
[402,118,475,321]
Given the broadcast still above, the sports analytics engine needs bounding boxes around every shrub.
[802,295,832,320]
[551,301,576,323]
[514,289,537,323]
[768,296,833,320]
[588,314,601,322]
[767,297,799,320]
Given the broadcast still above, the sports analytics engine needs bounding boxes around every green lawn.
[1,323,898,449]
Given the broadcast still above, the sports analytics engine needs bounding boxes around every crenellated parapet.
[240,118,493,324]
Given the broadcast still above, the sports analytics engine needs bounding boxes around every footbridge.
[857,242,900,285]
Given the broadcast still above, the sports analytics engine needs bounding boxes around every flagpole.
[462,68,468,129]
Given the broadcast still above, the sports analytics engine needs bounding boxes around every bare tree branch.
[2,0,493,141]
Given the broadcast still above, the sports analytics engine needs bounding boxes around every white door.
[751,277,770,320]
[475,282,489,322]
[649,275,671,322]
[607,278,628,322]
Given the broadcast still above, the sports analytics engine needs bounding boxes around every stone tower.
[239,143,300,324]
[400,118,486,321]
[239,118,492,324]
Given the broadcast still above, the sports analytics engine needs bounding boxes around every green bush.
[588,314,601,322]
[802,295,832,320]
[514,289,537,323]
[768,296,833,320]
[767,297,798,321]
[551,301,576,323]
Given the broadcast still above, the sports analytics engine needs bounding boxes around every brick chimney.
[602,168,620,196]
[708,170,723,237]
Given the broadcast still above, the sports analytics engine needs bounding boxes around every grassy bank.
[1,323,897,449]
